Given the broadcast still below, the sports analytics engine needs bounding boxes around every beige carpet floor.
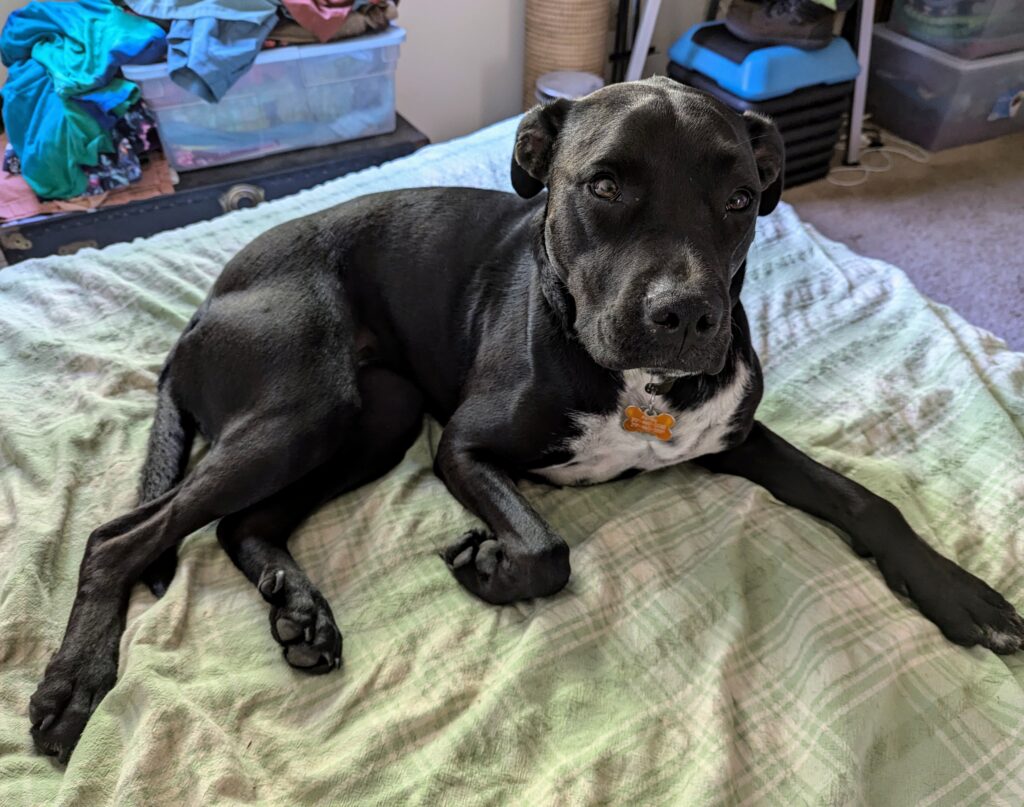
[785,132,1024,350]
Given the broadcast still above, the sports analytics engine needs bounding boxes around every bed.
[1,118,1023,806]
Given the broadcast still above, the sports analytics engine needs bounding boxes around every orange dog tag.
[622,406,675,441]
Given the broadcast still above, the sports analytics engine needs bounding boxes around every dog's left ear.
[742,111,785,215]
[511,99,571,198]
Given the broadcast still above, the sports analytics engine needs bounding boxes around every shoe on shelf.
[725,0,838,50]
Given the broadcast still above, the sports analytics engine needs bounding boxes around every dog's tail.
[136,311,202,596]
[138,370,195,505]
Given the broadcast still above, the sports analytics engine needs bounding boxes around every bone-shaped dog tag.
[622,406,675,441]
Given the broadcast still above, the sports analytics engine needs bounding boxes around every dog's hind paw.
[260,567,342,674]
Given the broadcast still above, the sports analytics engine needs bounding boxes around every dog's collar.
[644,377,676,396]
[532,207,577,336]
[542,233,569,285]
[729,260,747,305]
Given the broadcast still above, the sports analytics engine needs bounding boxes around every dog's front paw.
[441,528,571,604]
[29,645,118,764]
[259,567,342,674]
[884,551,1024,654]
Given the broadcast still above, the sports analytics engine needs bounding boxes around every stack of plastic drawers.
[667,23,860,188]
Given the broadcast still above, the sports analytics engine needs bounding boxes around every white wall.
[395,0,527,143]
[0,0,703,144]
[643,2,706,78]
[396,0,705,144]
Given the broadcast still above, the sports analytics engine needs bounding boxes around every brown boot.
[726,0,837,50]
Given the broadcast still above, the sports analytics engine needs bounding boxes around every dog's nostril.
[696,313,716,333]
[652,310,680,331]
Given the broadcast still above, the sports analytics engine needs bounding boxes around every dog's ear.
[511,99,571,198]
[742,111,785,215]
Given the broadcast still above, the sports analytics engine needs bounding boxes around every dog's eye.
[726,189,753,212]
[589,175,620,201]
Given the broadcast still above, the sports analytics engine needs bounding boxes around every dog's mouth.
[582,304,733,377]
[642,367,703,380]
[593,350,729,377]
[643,351,729,377]
[640,350,721,378]
[587,326,732,377]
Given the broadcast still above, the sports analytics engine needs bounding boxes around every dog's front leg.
[436,429,570,604]
[696,421,1024,654]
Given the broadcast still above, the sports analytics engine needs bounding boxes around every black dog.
[30,78,1024,762]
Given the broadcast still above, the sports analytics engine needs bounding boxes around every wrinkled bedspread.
[2,118,1023,806]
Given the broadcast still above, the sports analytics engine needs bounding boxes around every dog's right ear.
[741,111,785,215]
[510,99,571,198]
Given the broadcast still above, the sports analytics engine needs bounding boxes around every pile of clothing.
[130,0,397,104]
[0,0,167,208]
[0,0,397,217]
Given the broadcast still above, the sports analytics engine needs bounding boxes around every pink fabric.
[0,135,175,223]
[281,0,354,43]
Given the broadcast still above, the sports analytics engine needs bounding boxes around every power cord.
[826,122,930,187]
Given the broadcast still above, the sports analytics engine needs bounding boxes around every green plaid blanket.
[2,119,1023,806]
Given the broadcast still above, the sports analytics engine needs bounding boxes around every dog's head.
[512,76,783,376]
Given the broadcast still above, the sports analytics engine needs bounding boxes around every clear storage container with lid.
[121,26,405,171]
[868,25,1024,150]
[889,0,1024,59]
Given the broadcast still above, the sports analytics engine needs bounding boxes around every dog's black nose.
[646,296,718,346]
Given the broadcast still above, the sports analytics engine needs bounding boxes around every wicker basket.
[524,0,610,110]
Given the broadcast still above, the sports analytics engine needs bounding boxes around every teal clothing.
[1,0,166,96]
[77,78,143,129]
[1,60,114,200]
[0,0,165,199]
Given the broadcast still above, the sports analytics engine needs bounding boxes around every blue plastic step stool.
[667,22,861,187]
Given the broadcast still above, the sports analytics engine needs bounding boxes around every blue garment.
[1,0,166,96]
[76,78,141,130]
[125,0,280,102]
[124,0,279,24]
[0,0,166,199]
[168,14,278,102]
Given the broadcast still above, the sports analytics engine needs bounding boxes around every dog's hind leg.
[216,364,424,672]
[29,397,357,762]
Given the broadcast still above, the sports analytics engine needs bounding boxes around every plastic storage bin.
[122,26,405,171]
[889,0,1024,59]
[868,25,1024,151]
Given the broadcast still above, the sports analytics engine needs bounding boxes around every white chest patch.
[534,362,751,487]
